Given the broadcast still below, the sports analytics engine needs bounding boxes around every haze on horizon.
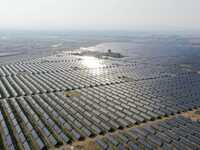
[0,0,200,31]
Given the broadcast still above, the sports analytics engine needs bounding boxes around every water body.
[81,38,200,58]
[0,30,200,64]
[0,52,22,57]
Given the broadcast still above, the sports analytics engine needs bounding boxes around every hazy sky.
[0,0,200,30]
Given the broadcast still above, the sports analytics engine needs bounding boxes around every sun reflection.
[81,56,103,69]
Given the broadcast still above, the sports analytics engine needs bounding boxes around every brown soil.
[182,109,200,121]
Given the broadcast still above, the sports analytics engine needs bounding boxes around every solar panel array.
[95,116,200,150]
[0,51,200,150]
